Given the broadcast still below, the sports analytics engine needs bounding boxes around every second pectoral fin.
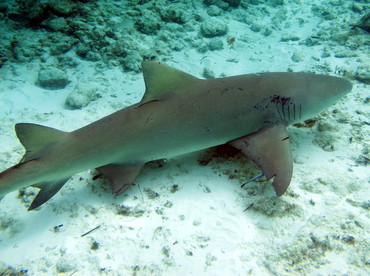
[96,163,144,195]
[228,125,293,196]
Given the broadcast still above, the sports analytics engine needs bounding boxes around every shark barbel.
[0,61,352,210]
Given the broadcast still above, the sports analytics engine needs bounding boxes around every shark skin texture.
[0,61,352,210]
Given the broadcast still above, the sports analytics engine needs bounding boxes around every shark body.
[0,61,352,210]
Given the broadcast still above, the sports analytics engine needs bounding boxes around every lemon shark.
[0,61,352,210]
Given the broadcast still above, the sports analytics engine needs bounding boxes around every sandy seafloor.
[0,0,369,275]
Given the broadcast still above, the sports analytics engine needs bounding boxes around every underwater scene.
[0,0,369,275]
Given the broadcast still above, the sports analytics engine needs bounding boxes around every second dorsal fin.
[140,61,201,104]
[15,123,68,163]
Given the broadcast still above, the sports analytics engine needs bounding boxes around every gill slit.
[276,105,283,120]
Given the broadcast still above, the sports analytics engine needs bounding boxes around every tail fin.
[14,123,71,210]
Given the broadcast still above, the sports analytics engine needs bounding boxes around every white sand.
[0,0,369,275]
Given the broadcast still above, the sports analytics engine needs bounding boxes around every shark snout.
[329,75,352,98]
[300,75,352,121]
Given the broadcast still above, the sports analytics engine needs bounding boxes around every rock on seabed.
[37,66,69,89]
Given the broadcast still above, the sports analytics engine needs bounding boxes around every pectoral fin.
[228,125,293,196]
[29,177,71,210]
[96,163,144,195]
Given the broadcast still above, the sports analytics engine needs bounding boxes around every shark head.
[262,73,352,124]
[251,73,352,126]
[293,73,352,122]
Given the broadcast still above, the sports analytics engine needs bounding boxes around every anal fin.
[29,177,70,211]
[96,163,144,195]
[228,124,293,196]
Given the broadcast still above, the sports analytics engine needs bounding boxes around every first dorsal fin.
[140,61,201,104]
[15,123,67,163]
